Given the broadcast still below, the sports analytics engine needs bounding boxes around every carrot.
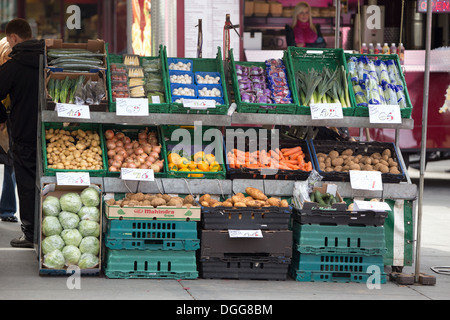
[287,151,303,160]
[282,146,302,156]
[260,149,268,165]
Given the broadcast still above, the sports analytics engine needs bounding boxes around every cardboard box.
[105,201,201,221]
[39,183,103,275]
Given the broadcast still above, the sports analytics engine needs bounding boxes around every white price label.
[368,104,402,124]
[151,95,161,104]
[182,99,216,110]
[116,98,149,116]
[350,170,383,191]
[353,200,392,212]
[310,103,344,120]
[120,168,155,181]
[56,172,91,186]
[228,229,263,238]
[56,103,90,119]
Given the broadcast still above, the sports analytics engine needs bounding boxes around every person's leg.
[0,164,17,221]
[10,144,36,247]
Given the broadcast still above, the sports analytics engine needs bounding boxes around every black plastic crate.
[309,140,406,183]
[199,255,290,280]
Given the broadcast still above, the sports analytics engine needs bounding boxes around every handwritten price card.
[56,172,91,186]
[183,99,216,110]
[56,103,90,119]
[368,104,401,124]
[120,168,155,181]
[349,170,383,191]
[311,103,344,120]
[228,229,263,238]
[116,98,149,116]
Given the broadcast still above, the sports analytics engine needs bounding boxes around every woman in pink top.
[292,2,317,47]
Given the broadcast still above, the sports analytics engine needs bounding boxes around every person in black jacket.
[0,18,44,248]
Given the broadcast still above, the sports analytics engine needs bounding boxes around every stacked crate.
[103,197,200,279]
[289,208,388,283]
[199,197,293,280]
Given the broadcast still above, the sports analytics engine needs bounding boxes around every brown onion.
[149,151,159,159]
[107,150,116,158]
[106,141,116,150]
[105,130,115,140]
[152,145,161,154]
[109,166,118,172]
[135,147,144,155]
[114,154,124,163]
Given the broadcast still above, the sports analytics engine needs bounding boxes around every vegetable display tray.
[104,249,198,279]
[101,124,167,178]
[344,53,412,118]
[224,127,315,180]
[284,47,355,116]
[165,47,229,115]
[229,48,299,114]
[309,140,406,183]
[106,45,170,113]
[41,122,108,177]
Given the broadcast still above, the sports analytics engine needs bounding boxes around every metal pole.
[415,0,433,283]
[335,0,341,48]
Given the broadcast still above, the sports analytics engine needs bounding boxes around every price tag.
[228,229,263,238]
[56,103,90,119]
[310,103,344,120]
[116,98,149,116]
[353,200,392,212]
[56,172,90,186]
[368,104,402,124]
[182,99,216,110]
[120,168,155,181]
[350,170,383,191]
[151,95,161,104]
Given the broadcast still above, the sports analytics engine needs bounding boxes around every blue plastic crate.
[195,71,222,84]
[169,70,194,85]
[197,83,223,98]
[167,58,194,72]
[170,83,197,100]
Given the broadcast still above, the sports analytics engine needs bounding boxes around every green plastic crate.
[292,222,387,256]
[104,249,198,279]
[106,45,170,113]
[161,125,226,179]
[101,124,167,178]
[229,48,299,114]
[42,122,107,177]
[344,53,413,118]
[165,46,229,115]
[285,47,355,116]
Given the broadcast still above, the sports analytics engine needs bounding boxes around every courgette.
[48,78,55,99]
[52,63,106,71]
[314,190,328,207]
[49,56,104,65]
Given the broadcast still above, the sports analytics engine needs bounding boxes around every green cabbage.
[62,245,81,265]
[78,253,99,269]
[59,192,82,213]
[80,187,100,207]
[44,249,65,269]
[61,229,82,247]
[42,216,62,236]
[77,206,100,222]
[59,211,80,229]
[79,236,100,255]
[78,220,100,238]
[42,196,61,217]
[41,235,65,254]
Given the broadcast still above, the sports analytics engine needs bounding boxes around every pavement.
[1,161,450,302]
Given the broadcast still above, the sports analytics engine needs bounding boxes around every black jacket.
[0,39,44,145]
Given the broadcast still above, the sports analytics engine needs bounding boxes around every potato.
[362,164,373,171]
[254,200,266,207]
[349,164,360,170]
[211,202,223,208]
[331,157,344,167]
[371,159,380,165]
[334,166,343,172]
[162,194,172,203]
[267,197,281,207]
[232,195,244,204]
[199,194,211,203]
[316,153,327,158]
[246,200,258,207]
[234,202,247,207]
[106,198,116,206]
[201,201,210,207]
[243,196,255,203]
[390,167,400,174]
[131,193,145,202]
[325,167,334,172]
[371,152,382,159]
[151,198,166,207]
[141,200,152,206]
[379,159,389,167]
[183,195,195,205]
[280,199,289,208]
[328,150,339,159]
[167,198,183,206]
[388,159,398,167]
[341,149,353,156]
[222,201,233,207]
[319,163,326,171]
[245,187,267,201]
[382,149,392,157]
[235,192,245,199]
[379,165,389,173]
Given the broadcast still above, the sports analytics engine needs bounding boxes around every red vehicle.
[351,70,450,168]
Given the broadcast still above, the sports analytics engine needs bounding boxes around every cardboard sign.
[120,168,155,181]
[368,104,402,124]
[311,103,344,120]
[353,200,392,212]
[56,103,90,119]
[56,172,90,186]
[116,98,149,116]
[228,229,263,238]
[182,99,216,110]
[350,170,383,191]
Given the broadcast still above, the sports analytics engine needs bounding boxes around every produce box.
[224,126,314,180]
[106,45,170,113]
[309,140,406,183]
[39,183,102,275]
[165,46,230,115]
[284,47,355,116]
[230,48,299,114]
[45,39,107,72]
[104,249,198,279]
[345,53,412,118]
[101,124,167,178]
[42,122,107,177]
[104,193,201,221]
[45,71,108,112]
[104,219,199,251]
[161,125,226,180]
[296,183,347,212]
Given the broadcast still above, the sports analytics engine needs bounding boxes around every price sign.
[182,99,216,110]
[353,200,392,212]
[228,229,263,238]
[120,168,155,181]
[368,104,401,124]
[311,103,344,120]
[116,98,149,116]
[56,172,91,186]
[350,170,383,191]
[56,103,90,119]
